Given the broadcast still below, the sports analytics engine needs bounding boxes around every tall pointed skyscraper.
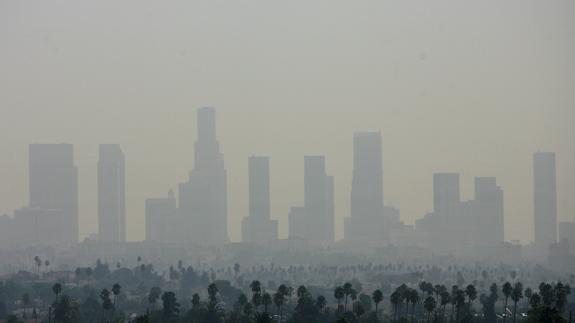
[98,144,126,242]
[533,151,557,248]
[29,144,79,244]
[179,107,228,245]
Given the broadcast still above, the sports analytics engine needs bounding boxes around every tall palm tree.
[343,283,353,312]
[334,286,345,314]
[511,282,523,323]
[52,283,62,302]
[372,289,383,318]
[391,290,401,321]
[262,293,272,314]
[408,288,420,323]
[424,296,436,323]
[466,284,477,307]
[502,282,513,323]
[34,256,42,278]
[112,283,122,313]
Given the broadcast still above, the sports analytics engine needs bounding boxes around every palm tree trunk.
[513,301,518,323]
[503,298,508,323]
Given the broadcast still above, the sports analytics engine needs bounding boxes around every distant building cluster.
[0,108,571,256]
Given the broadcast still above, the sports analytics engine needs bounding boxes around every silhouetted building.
[242,156,278,243]
[0,208,64,247]
[145,190,177,243]
[433,173,460,219]
[178,107,228,245]
[351,132,384,219]
[289,156,334,242]
[533,152,557,248]
[29,144,79,244]
[416,174,505,252]
[98,144,126,242]
[559,219,575,249]
[345,132,403,242]
[473,177,504,243]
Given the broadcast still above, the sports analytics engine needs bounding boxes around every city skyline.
[1,0,574,244]
[0,107,569,248]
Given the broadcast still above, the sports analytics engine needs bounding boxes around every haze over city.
[2,1,575,323]
[1,0,574,244]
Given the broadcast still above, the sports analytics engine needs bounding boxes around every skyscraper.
[473,177,504,244]
[29,144,78,244]
[289,156,334,242]
[97,144,126,242]
[433,173,461,219]
[242,156,278,243]
[146,190,177,243]
[179,107,228,245]
[350,132,384,219]
[533,152,557,248]
[345,132,385,241]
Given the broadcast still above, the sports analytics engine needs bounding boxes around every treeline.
[2,279,572,323]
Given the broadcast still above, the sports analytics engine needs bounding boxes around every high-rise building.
[242,156,278,243]
[97,144,126,242]
[433,173,461,219]
[289,156,334,242]
[533,152,557,248]
[473,177,504,244]
[417,174,505,251]
[558,219,575,249]
[145,190,177,243]
[345,132,388,241]
[350,132,384,219]
[29,144,78,244]
[179,107,228,244]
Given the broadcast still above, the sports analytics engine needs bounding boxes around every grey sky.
[1,0,574,242]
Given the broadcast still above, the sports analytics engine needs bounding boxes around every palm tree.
[34,256,42,278]
[334,286,345,313]
[408,288,420,323]
[510,282,523,323]
[148,287,162,311]
[161,292,180,322]
[262,293,272,314]
[343,283,353,312]
[250,280,262,313]
[100,289,113,322]
[315,295,327,314]
[52,283,62,302]
[112,283,121,313]
[466,284,477,308]
[372,289,383,317]
[391,290,401,321]
[524,287,533,305]
[274,291,285,320]
[440,289,450,321]
[424,296,436,323]
[502,282,513,323]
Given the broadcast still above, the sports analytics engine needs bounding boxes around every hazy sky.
[1,0,574,243]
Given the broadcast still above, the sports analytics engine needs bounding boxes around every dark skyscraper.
[533,151,557,248]
[179,107,228,245]
[29,144,79,244]
[289,156,334,242]
[98,144,126,242]
[242,156,278,243]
